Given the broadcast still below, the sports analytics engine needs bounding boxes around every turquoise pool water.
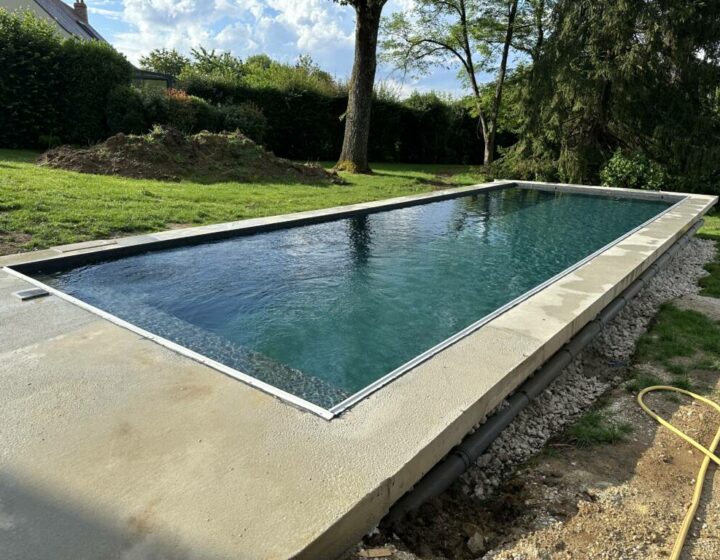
[37,187,673,409]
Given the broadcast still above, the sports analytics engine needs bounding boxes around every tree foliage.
[512,0,720,193]
[0,9,132,148]
[381,0,548,164]
[138,48,189,76]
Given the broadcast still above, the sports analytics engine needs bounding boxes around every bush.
[181,74,486,163]
[163,89,199,132]
[136,88,220,133]
[218,102,267,143]
[108,87,267,138]
[106,85,147,135]
[59,38,132,144]
[0,10,62,148]
[0,9,132,148]
[600,150,667,190]
[188,94,220,132]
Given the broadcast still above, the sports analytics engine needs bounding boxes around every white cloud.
[88,7,122,19]
[106,0,353,71]
[86,0,464,92]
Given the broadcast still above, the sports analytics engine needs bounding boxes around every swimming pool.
[19,184,678,416]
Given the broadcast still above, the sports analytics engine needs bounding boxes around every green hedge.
[180,74,485,163]
[106,87,268,143]
[0,9,485,162]
[0,9,132,148]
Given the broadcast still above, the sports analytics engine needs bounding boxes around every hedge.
[180,74,486,164]
[0,9,487,163]
[0,9,132,148]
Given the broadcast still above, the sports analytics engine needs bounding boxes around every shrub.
[59,38,132,144]
[138,88,219,133]
[0,10,62,148]
[106,85,147,135]
[188,95,220,132]
[218,102,267,143]
[599,150,667,190]
[0,9,132,147]
[163,89,197,132]
[181,73,486,163]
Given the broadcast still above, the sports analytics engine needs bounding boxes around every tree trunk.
[335,2,384,174]
[485,0,519,166]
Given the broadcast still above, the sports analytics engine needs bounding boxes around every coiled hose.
[637,386,720,560]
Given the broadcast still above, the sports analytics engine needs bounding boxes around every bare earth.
[352,286,720,560]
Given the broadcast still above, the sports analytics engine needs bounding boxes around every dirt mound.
[38,127,342,184]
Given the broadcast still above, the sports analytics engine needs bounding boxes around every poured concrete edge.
[0,183,716,560]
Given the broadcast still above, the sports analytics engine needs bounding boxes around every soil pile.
[38,127,342,184]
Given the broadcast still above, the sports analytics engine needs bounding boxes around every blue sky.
[79,0,468,97]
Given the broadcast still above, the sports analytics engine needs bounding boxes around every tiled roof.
[34,0,106,42]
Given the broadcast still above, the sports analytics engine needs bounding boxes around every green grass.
[700,259,720,298]
[566,410,633,448]
[635,304,720,365]
[0,149,488,254]
[625,372,700,394]
[625,373,663,393]
[632,304,720,394]
[698,211,720,242]
[698,211,720,298]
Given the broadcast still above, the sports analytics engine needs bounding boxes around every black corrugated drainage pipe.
[387,219,704,523]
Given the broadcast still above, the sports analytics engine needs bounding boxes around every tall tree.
[517,0,720,191]
[139,48,190,77]
[336,0,389,173]
[383,0,532,165]
[511,0,553,64]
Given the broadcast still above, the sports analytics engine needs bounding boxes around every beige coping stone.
[55,239,119,253]
[0,185,716,560]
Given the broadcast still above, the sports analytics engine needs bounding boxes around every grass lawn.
[699,211,720,297]
[698,211,720,242]
[0,149,487,255]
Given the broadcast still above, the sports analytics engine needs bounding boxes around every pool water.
[37,187,673,409]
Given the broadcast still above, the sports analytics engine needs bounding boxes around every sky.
[78,0,468,97]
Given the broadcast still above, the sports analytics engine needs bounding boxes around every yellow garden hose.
[637,386,720,560]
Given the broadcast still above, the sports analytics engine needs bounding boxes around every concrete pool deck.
[0,182,716,559]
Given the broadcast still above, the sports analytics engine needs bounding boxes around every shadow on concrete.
[0,470,221,560]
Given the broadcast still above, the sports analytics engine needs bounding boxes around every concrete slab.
[0,183,716,560]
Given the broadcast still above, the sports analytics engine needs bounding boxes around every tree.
[188,46,244,79]
[335,0,389,174]
[516,0,720,192]
[139,48,189,77]
[382,0,530,165]
[511,0,554,64]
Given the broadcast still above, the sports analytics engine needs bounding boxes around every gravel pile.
[459,236,715,501]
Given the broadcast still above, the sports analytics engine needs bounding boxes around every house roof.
[34,0,106,42]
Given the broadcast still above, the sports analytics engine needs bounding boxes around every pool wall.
[0,182,716,560]
[2,181,689,419]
